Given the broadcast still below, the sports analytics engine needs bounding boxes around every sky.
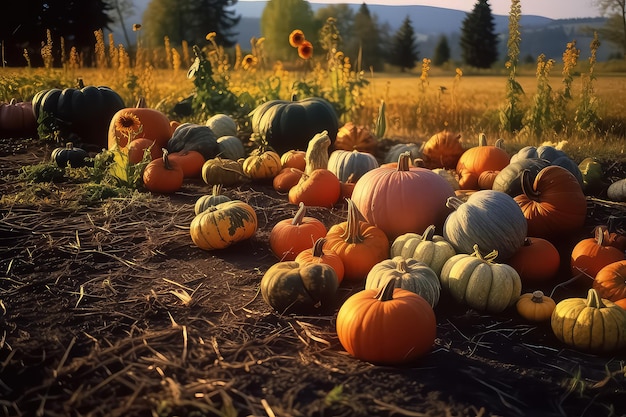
[238,0,602,20]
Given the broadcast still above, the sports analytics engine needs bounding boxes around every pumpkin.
[51,142,89,168]
[594,225,626,251]
[242,147,282,180]
[491,158,551,197]
[420,130,464,169]
[108,98,171,151]
[516,290,556,322]
[444,190,527,261]
[128,138,162,164]
[249,97,339,155]
[280,150,306,171]
[607,178,626,202]
[167,150,205,178]
[327,149,379,183]
[194,184,231,215]
[593,260,626,302]
[552,155,584,188]
[333,122,378,154]
[336,278,437,365]
[365,256,441,307]
[305,130,331,175]
[351,151,455,240]
[551,288,626,352]
[288,169,341,208]
[510,144,567,163]
[189,200,258,250]
[260,261,339,315]
[142,149,184,194]
[206,113,237,137]
[431,168,460,190]
[506,237,561,284]
[456,134,510,190]
[390,225,456,276]
[34,80,125,148]
[269,202,328,261]
[439,244,522,313]
[515,166,587,239]
[578,157,605,194]
[477,170,499,190]
[0,98,37,138]
[216,135,246,160]
[323,199,390,282]
[384,142,423,165]
[167,123,219,159]
[202,157,249,187]
[273,167,305,193]
[571,227,624,279]
[294,237,345,284]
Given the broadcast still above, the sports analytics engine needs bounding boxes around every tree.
[1,0,113,67]
[110,0,135,48]
[351,3,384,71]
[594,0,626,56]
[460,0,499,68]
[260,0,316,62]
[141,0,240,50]
[388,15,419,72]
[432,35,451,66]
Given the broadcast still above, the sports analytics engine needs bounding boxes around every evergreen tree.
[351,3,384,71]
[388,15,419,72]
[433,35,451,66]
[460,0,499,68]
[260,0,316,62]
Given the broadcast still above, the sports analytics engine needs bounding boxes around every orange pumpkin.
[456,134,510,190]
[128,138,162,164]
[333,122,378,154]
[0,99,38,138]
[594,225,626,251]
[242,148,282,180]
[288,169,341,208]
[273,167,305,193]
[280,150,307,171]
[323,199,389,282]
[477,170,499,190]
[593,260,626,302]
[295,237,345,284]
[506,237,561,284]
[571,227,625,279]
[269,202,328,261]
[168,150,206,178]
[142,149,184,194]
[420,130,464,170]
[108,98,171,151]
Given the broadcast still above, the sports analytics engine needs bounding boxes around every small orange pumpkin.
[420,130,464,170]
[280,150,307,171]
[269,202,328,261]
[516,290,556,322]
[456,134,510,190]
[142,149,184,194]
[593,260,626,302]
[168,150,206,178]
[506,237,561,284]
[273,167,305,193]
[288,169,341,208]
[295,237,345,284]
[571,225,624,279]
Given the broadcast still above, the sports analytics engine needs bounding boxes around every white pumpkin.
[206,114,237,138]
[390,225,456,276]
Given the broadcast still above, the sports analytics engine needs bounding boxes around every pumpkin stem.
[375,277,397,302]
[586,288,606,309]
[422,225,436,242]
[478,133,487,146]
[396,259,408,273]
[531,290,545,303]
[212,184,223,196]
[594,225,606,246]
[520,169,541,200]
[66,142,74,150]
[396,151,411,172]
[76,78,85,89]
[495,138,505,150]
[340,199,365,244]
[136,97,147,108]
[162,149,174,170]
[472,244,498,262]
[413,158,425,168]
[311,237,327,258]
[292,202,307,225]
[446,196,464,211]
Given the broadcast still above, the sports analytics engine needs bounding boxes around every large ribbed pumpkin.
[351,152,455,240]
[444,190,527,261]
[189,200,257,250]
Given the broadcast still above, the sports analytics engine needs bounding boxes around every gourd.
[51,142,89,168]
[365,256,441,307]
[351,151,455,240]
[333,122,378,154]
[570,227,624,278]
[167,123,219,159]
[273,167,305,193]
[327,149,379,182]
[34,80,126,148]
[305,130,331,175]
[336,278,437,365]
[202,157,249,187]
[249,97,339,155]
[515,166,587,239]
[607,178,626,202]
[269,202,327,261]
[242,147,282,180]
[142,149,184,194]
[440,244,522,313]
[167,150,205,178]
[108,98,171,151]
[551,288,626,352]
[323,199,390,282]
[444,190,527,261]
[390,225,456,276]
[260,261,339,315]
[420,130,464,169]
[492,158,551,197]
[593,260,626,302]
[455,134,510,190]
[578,157,605,194]
[194,184,231,215]
[0,98,37,138]
[516,290,556,322]
[189,200,258,250]
[288,169,341,208]
[216,135,246,160]
[294,237,345,284]
[206,113,237,137]
[506,237,560,284]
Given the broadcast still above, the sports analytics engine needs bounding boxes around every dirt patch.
[1,138,626,417]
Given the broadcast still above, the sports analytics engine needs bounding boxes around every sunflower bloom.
[297,40,313,60]
[289,30,306,48]
[116,112,142,133]
[132,24,142,32]
[242,54,258,70]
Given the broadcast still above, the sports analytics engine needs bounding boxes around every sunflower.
[242,54,258,70]
[297,41,313,60]
[289,30,306,48]
[115,112,143,141]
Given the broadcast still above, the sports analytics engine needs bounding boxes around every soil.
[1,137,626,417]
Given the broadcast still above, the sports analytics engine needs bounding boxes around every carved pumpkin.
[189,200,257,250]
[333,122,378,154]
[593,260,626,302]
[269,202,328,261]
[288,169,341,208]
[336,278,437,364]
[456,134,510,190]
[142,149,184,194]
[551,288,626,352]
[571,227,624,279]
[390,225,456,276]
[294,237,345,284]
[506,237,561,284]
[327,149,379,182]
[516,290,556,322]
[420,130,464,170]
[351,152,455,240]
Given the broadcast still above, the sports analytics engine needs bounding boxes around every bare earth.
[1,138,625,417]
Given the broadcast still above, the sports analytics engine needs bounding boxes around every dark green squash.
[51,142,89,168]
[383,142,423,165]
[249,97,339,155]
[492,158,551,197]
[167,123,218,159]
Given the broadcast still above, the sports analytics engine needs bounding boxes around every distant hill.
[110,1,614,61]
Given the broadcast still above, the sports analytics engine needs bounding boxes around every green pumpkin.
[32,81,125,148]
[167,123,218,159]
[216,135,246,160]
[201,157,249,187]
[260,261,339,314]
[578,157,605,194]
[206,114,237,138]
[249,97,339,154]
[51,142,89,168]
[194,184,231,215]
[492,158,551,197]
[383,142,422,165]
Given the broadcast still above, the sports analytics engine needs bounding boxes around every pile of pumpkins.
[3,86,626,364]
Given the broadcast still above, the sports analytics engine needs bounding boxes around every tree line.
[1,0,624,69]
